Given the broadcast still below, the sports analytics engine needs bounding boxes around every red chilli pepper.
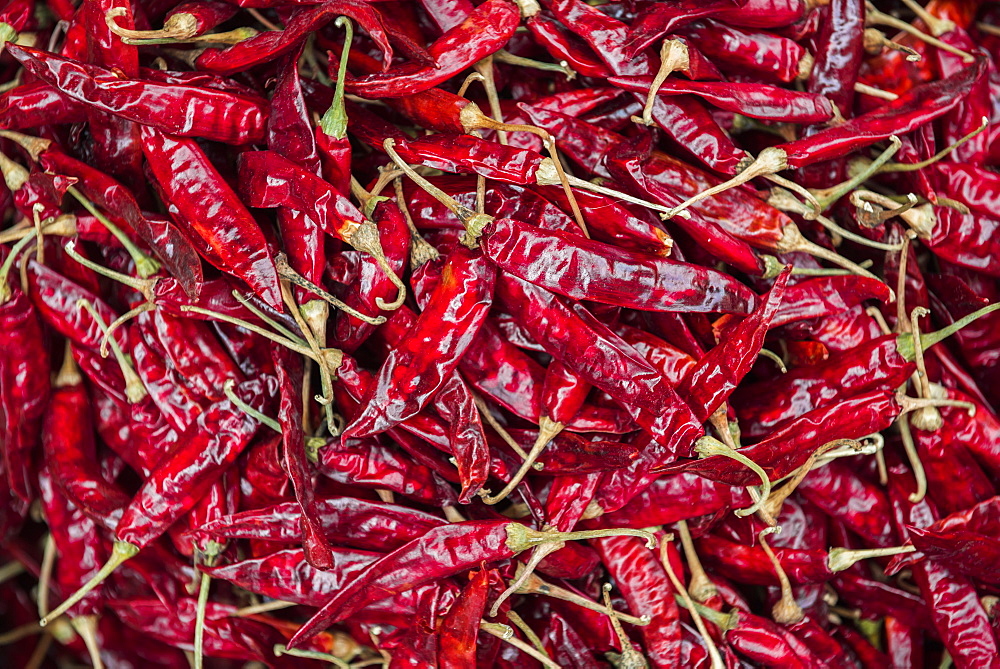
[0,254,50,502]
[480,216,757,314]
[7,45,269,145]
[341,245,495,439]
[140,127,282,308]
[341,0,519,98]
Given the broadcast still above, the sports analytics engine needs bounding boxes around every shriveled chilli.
[2,0,1000,667]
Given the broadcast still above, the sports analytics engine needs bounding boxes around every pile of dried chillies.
[3,0,1000,665]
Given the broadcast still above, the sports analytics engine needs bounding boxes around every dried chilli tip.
[827,545,917,572]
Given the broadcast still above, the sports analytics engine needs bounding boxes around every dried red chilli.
[480,216,757,314]
[770,58,986,169]
[7,45,269,145]
[271,345,335,569]
[0,243,50,503]
[140,127,282,308]
[40,377,273,624]
[43,353,131,529]
[624,0,818,57]
[886,465,1000,666]
[373,306,488,502]
[288,520,655,646]
[2,131,203,295]
[268,47,326,289]
[238,149,406,308]
[37,466,105,619]
[202,497,446,549]
[341,0,519,98]
[341,244,495,439]
[4,0,1000,664]
[609,76,839,124]
[195,0,393,74]
[678,19,812,84]
[0,82,90,129]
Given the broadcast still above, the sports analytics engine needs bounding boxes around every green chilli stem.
[193,571,211,669]
[223,379,281,433]
[66,186,160,279]
[319,17,353,139]
[274,644,351,668]
[0,229,37,304]
[77,299,147,403]
[811,136,901,211]
[41,541,139,627]
[62,239,155,298]
[898,303,1000,361]
[480,623,560,669]
[695,436,771,518]
[827,545,916,572]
